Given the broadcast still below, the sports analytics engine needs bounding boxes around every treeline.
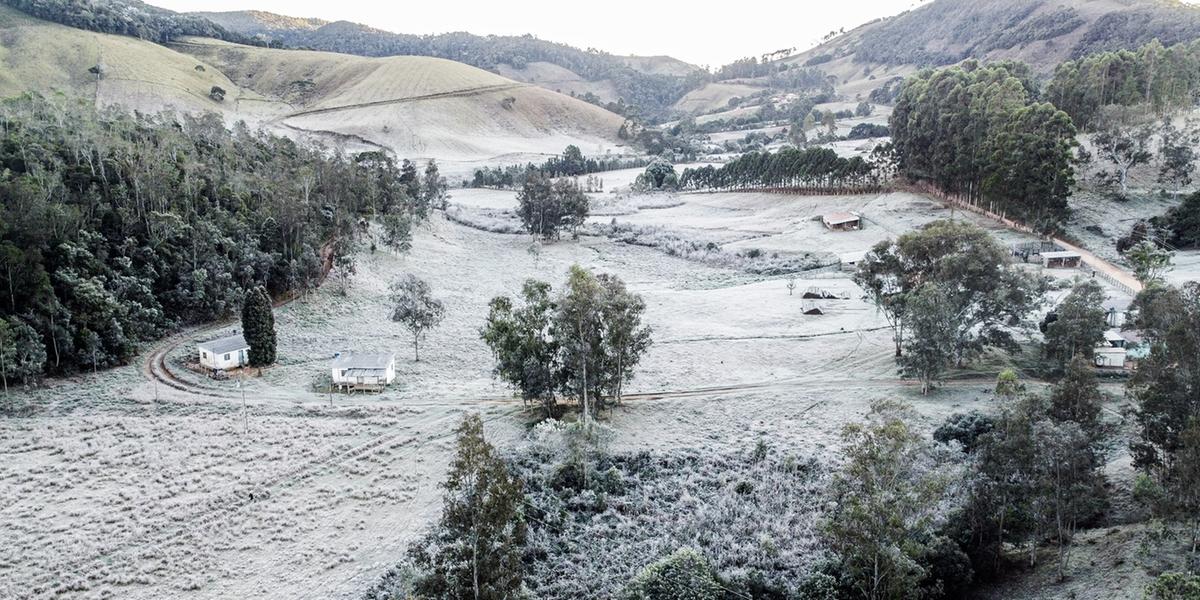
[1047,38,1200,129]
[0,94,429,380]
[469,145,652,189]
[678,147,882,192]
[890,61,1077,229]
[0,0,267,46]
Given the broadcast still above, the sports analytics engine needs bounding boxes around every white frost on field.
[2,188,1071,599]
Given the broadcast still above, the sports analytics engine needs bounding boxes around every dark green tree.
[623,548,722,600]
[241,286,276,366]
[1043,279,1108,368]
[412,413,526,600]
[481,280,560,416]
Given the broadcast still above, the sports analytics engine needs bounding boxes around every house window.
[224,353,231,360]
[201,351,208,358]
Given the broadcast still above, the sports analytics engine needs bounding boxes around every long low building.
[331,352,397,392]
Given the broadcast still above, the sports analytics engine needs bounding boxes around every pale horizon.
[146,0,930,67]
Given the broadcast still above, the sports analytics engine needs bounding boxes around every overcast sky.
[147,0,932,67]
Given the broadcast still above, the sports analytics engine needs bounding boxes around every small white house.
[331,352,396,391]
[198,333,250,371]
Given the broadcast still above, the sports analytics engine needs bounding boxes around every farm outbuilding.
[839,250,867,271]
[197,333,249,371]
[1040,250,1082,269]
[332,352,397,392]
[822,212,862,231]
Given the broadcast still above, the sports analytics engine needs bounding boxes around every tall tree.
[412,414,526,600]
[241,286,276,367]
[422,159,449,210]
[480,280,560,415]
[389,274,446,362]
[899,284,957,395]
[824,401,958,599]
[1043,279,1108,368]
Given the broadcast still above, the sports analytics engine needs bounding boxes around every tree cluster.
[678,147,881,192]
[514,173,589,240]
[1047,39,1200,130]
[0,94,427,380]
[891,61,1077,229]
[469,146,652,189]
[2,0,268,46]
[854,220,1045,393]
[481,267,652,418]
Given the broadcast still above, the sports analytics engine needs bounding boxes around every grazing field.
[0,6,624,180]
[0,186,1147,599]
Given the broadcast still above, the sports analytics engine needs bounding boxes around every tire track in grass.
[33,407,522,599]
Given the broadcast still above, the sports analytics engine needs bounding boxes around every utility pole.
[239,376,247,435]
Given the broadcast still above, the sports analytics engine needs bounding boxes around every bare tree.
[390,274,446,361]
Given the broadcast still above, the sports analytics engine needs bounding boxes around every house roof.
[840,250,867,263]
[332,352,395,370]
[1104,330,1125,343]
[198,333,248,354]
[1041,250,1081,260]
[823,212,860,225]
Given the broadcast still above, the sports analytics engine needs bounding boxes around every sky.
[147,0,928,67]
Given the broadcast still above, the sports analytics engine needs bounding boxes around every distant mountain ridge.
[789,0,1200,73]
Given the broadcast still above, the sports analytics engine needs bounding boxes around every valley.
[1,0,1199,599]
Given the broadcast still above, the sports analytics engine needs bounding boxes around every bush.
[933,411,996,453]
[623,548,723,600]
[1145,572,1200,600]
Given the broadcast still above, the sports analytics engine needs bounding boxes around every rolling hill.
[0,4,626,176]
[783,0,1200,99]
[196,9,705,119]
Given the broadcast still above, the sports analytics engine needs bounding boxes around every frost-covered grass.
[585,219,836,275]
[511,421,829,599]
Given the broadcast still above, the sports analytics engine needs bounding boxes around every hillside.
[778,0,1200,100]
[0,5,625,176]
[196,9,704,119]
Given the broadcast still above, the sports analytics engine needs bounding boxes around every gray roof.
[198,333,248,354]
[1041,250,1081,259]
[332,352,395,370]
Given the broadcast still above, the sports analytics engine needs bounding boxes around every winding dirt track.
[277,83,528,121]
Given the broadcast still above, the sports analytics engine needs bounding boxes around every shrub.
[1145,572,1200,600]
[933,411,996,453]
[623,548,723,600]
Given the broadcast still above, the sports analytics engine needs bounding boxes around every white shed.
[331,352,396,391]
[198,333,250,371]
[1094,346,1127,369]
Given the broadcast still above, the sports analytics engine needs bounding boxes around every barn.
[332,352,397,392]
[822,212,862,231]
[198,332,250,371]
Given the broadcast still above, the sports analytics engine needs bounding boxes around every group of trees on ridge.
[0,0,269,46]
[1047,38,1200,129]
[0,94,438,382]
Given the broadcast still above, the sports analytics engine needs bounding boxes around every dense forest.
[889,61,1077,229]
[0,0,267,46]
[678,147,883,192]
[1046,38,1200,129]
[0,94,427,380]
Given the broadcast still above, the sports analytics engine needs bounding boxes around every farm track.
[277,83,528,121]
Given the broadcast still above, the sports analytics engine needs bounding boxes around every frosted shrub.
[508,429,830,599]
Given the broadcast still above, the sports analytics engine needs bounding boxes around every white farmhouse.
[331,352,396,391]
[198,333,250,371]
